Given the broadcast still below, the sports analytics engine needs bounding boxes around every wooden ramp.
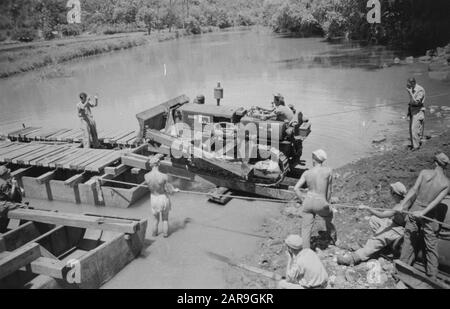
[0,141,125,172]
[0,204,147,289]
[6,127,139,148]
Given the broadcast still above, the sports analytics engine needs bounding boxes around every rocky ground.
[225,129,450,289]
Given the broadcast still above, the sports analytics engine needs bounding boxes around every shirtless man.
[399,153,449,279]
[294,150,336,249]
[77,92,99,149]
[145,156,179,238]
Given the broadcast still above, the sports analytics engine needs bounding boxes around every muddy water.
[1,29,449,167]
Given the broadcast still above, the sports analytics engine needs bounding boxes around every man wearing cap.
[399,153,449,279]
[294,150,337,249]
[337,182,408,266]
[145,156,179,238]
[278,234,328,289]
[262,94,294,123]
[406,78,426,151]
[77,92,99,149]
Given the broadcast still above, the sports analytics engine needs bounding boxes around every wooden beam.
[64,173,85,188]
[0,242,41,279]
[394,260,449,289]
[10,167,32,179]
[7,209,139,234]
[36,171,56,184]
[105,164,129,177]
[30,257,66,280]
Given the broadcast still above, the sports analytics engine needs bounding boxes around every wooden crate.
[101,168,148,209]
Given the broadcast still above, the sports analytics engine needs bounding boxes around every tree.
[136,7,157,34]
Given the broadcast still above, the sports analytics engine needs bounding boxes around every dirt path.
[29,192,280,289]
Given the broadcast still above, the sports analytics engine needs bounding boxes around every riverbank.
[226,129,450,289]
[0,27,222,79]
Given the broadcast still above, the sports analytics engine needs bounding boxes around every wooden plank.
[23,146,68,165]
[10,167,32,178]
[14,145,54,165]
[48,149,84,168]
[0,142,17,150]
[30,257,66,279]
[0,143,29,156]
[29,146,73,166]
[106,130,135,144]
[12,145,54,164]
[116,131,137,144]
[8,209,139,234]
[45,129,72,141]
[1,144,42,162]
[54,129,79,141]
[54,150,90,168]
[8,127,41,138]
[27,128,60,140]
[18,127,42,138]
[65,149,97,169]
[75,150,113,170]
[105,164,129,176]
[36,171,55,184]
[68,149,110,169]
[0,243,41,280]
[394,260,449,289]
[64,173,85,187]
[85,151,122,172]
[39,148,81,167]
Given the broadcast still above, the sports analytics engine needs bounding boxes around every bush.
[11,28,38,42]
[57,24,82,37]
[186,17,202,35]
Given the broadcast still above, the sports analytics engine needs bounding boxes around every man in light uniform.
[337,182,408,266]
[399,153,450,279]
[278,235,328,289]
[145,156,179,238]
[406,78,426,151]
[294,149,336,249]
[77,92,100,149]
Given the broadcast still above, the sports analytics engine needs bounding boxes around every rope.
[310,92,450,119]
[98,178,450,229]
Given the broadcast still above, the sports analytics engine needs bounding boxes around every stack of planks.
[0,141,126,172]
[7,127,139,147]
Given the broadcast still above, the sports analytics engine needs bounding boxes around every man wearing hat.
[261,94,294,123]
[278,234,328,289]
[144,155,179,238]
[406,78,426,151]
[337,182,408,266]
[399,153,449,279]
[294,149,337,249]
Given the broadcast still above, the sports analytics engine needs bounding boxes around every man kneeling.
[278,235,328,289]
[337,182,407,266]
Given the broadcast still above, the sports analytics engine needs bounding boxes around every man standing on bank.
[294,150,337,249]
[406,78,426,151]
[77,92,100,149]
[145,156,179,238]
[399,153,449,279]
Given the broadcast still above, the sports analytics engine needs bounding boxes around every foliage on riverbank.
[263,0,450,54]
[0,29,210,78]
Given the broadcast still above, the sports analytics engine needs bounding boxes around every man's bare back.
[415,169,449,206]
[303,166,332,200]
[145,168,169,195]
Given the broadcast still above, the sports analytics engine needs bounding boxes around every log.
[7,209,139,234]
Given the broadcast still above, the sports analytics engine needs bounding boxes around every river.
[1,29,450,167]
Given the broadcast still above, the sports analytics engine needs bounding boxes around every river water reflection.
[1,29,449,167]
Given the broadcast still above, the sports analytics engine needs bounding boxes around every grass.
[0,27,220,79]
